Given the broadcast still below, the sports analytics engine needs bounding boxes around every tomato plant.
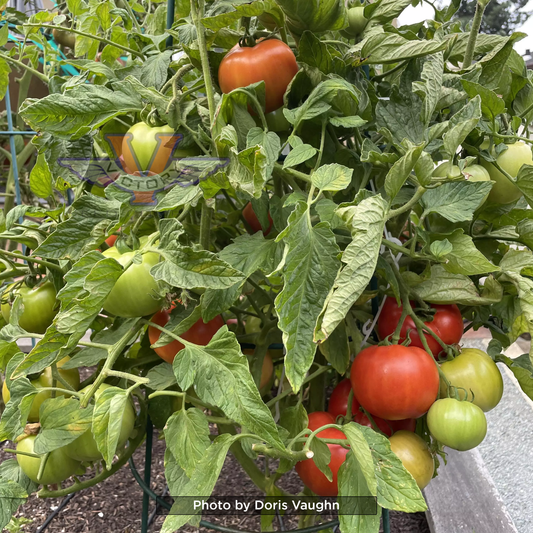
[2,0,533,529]
[17,435,81,485]
[427,398,487,451]
[378,297,463,357]
[440,348,503,412]
[102,244,163,318]
[389,431,434,489]
[1,282,58,334]
[148,308,225,363]
[218,39,298,113]
[351,345,439,420]
[295,411,348,497]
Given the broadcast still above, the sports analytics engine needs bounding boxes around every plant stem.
[106,369,150,384]
[0,250,63,273]
[462,0,491,69]
[190,0,216,124]
[199,200,212,249]
[251,444,312,461]
[23,24,144,58]
[387,187,426,220]
[80,321,144,408]
[121,0,143,33]
[0,52,49,83]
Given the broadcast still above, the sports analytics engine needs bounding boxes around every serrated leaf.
[283,144,317,169]
[420,181,493,223]
[34,397,93,453]
[311,163,353,192]
[146,363,177,391]
[29,153,53,199]
[165,408,211,477]
[461,80,505,120]
[384,144,424,201]
[140,50,172,90]
[317,195,388,340]
[318,320,350,374]
[442,95,482,157]
[0,477,28,529]
[275,203,341,391]
[172,327,284,449]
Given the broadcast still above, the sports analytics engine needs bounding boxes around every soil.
[2,432,430,533]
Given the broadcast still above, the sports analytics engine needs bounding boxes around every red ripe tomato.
[148,309,225,363]
[105,234,118,247]
[295,412,348,497]
[377,297,463,357]
[350,345,439,421]
[242,202,273,235]
[328,379,415,436]
[218,39,299,113]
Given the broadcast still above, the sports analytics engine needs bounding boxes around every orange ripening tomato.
[243,202,273,235]
[218,39,299,113]
[148,309,225,363]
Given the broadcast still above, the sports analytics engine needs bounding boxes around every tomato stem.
[36,452,50,483]
[462,0,491,69]
[252,443,312,461]
[0,250,63,273]
[387,186,426,221]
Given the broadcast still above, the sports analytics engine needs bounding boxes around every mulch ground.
[1,432,430,533]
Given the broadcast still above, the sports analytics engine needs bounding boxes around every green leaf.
[275,203,341,391]
[442,95,482,157]
[516,164,533,207]
[428,229,498,276]
[329,115,367,128]
[359,426,427,512]
[361,138,399,165]
[279,403,308,438]
[420,181,493,223]
[311,163,353,192]
[283,144,317,169]
[384,144,424,201]
[203,0,265,30]
[0,23,9,47]
[309,436,332,481]
[406,265,503,305]
[359,33,447,64]
[0,459,37,496]
[461,80,505,121]
[34,397,93,453]
[298,31,333,74]
[55,257,124,335]
[0,477,28,530]
[275,0,347,34]
[164,448,190,498]
[418,53,444,125]
[368,0,411,22]
[172,327,284,449]
[146,363,177,391]
[35,195,122,260]
[161,434,237,532]
[316,195,388,341]
[496,354,533,401]
[19,84,142,138]
[29,154,53,199]
[318,320,350,374]
[338,454,381,533]
[153,246,245,290]
[140,50,173,90]
[165,408,211,477]
[342,423,377,495]
[430,239,453,260]
[92,387,133,468]
[0,58,11,100]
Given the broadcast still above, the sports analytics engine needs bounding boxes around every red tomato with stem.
[350,344,439,421]
[218,39,299,113]
[295,412,348,497]
[105,234,118,247]
[148,309,225,363]
[328,379,416,436]
[377,297,463,357]
[243,202,273,235]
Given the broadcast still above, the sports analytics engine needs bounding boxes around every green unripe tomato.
[440,348,503,412]
[64,384,136,462]
[389,431,434,489]
[432,162,462,178]
[480,141,532,204]
[102,246,163,318]
[1,282,58,334]
[346,6,367,36]
[17,434,81,485]
[427,398,487,451]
